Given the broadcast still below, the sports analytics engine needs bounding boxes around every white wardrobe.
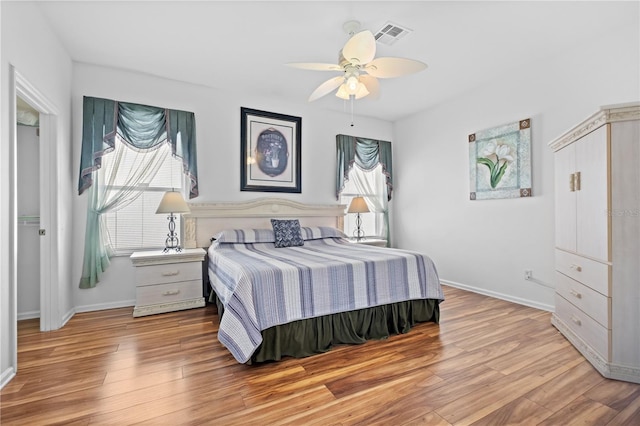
[549,103,639,383]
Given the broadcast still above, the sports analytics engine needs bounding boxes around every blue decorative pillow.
[271,219,304,248]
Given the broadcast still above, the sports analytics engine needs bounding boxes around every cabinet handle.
[574,171,581,191]
[571,315,582,326]
[569,264,582,272]
[162,290,180,296]
[161,270,179,277]
[569,173,575,192]
[570,289,582,299]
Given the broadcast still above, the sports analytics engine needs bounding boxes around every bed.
[183,199,444,363]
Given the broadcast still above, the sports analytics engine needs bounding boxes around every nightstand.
[130,248,206,317]
[348,238,388,247]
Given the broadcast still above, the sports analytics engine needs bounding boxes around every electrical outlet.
[524,270,532,280]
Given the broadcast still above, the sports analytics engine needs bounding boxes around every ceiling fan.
[286,20,427,102]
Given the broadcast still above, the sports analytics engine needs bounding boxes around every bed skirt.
[212,292,440,363]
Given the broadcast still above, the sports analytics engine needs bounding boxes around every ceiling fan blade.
[286,62,342,71]
[364,57,427,78]
[359,75,380,100]
[308,76,345,102]
[342,30,376,65]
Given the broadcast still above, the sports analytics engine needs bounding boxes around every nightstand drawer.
[555,249,610,295]
[135,261,201,287]
[555,294,610,360]
[136,280,202,306]
[555,271,610,328]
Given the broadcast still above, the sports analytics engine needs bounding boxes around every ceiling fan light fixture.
[335,80,370,100]
[355,82,369,99]
[346,75,359,94]
[335,84,349,99]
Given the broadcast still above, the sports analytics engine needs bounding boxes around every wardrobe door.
[575,125,610,262]
[554,143,577,253]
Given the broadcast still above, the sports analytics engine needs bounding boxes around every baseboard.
[74,300,135,314]
[552,314,640,384]
[17,310,40,321]
[441,279,554,312]
[61,307,75,328]
[1,367,16,390]
[19,301,135,332]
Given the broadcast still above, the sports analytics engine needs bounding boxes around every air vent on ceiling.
[374,22,412,46]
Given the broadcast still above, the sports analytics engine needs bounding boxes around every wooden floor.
[2,286,639,425]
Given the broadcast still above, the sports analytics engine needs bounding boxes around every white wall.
[1,1,73,387]
[71,63,393,311]
[393,22,640,311]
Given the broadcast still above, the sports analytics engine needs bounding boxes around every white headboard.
[183,198,346,248]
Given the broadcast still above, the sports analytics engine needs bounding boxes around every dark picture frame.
[240,107,302,193]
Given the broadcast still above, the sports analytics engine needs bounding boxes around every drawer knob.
[161,270,180,277]
[569,264,582,272]
[570,289,582,299]
[162,290,180,296]
[571,315,582,326]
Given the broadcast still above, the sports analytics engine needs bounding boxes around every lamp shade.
[347,196,370,214]
[156,191,191,214]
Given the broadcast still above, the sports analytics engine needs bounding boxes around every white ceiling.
[36,1,638,122]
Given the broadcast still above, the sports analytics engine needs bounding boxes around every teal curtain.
[336,135,393,201]
[78,96,199,288]
[336,135,393,246]
[79,175,111,289]
[78,96,199,198]
[78,97,118,196]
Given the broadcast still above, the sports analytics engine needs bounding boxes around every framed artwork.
[469,118,532,200]
[240,107,302,193]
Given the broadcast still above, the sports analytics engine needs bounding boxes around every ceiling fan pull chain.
[350,95,355,127]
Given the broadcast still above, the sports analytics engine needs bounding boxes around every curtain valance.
[336,134,393,201]
[78,96,199,198]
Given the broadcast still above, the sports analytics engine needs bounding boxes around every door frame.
[10,66,59,338]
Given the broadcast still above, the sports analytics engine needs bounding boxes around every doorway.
[16,97,41,323]
[11,67,58,335]
[2,67,60,389]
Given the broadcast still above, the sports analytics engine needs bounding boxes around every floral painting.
[241,107,301,193]
[469,119,531,200]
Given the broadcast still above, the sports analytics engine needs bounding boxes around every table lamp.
[156,190,190,252]
[347,196,369,242]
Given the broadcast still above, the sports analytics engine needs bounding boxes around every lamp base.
[352,212,366,242]
[162,245,182,253]
[163,213,183,252]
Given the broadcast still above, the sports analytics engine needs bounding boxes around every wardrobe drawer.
[555,249,610,296]
[555,271,610,328]
[555,294,610,360]
[135,261,201,287]
[136,280,202,306]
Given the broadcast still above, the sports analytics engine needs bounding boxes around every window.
[340,164,387,239]
[102,142,185,253]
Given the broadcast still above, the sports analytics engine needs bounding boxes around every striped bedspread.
[208,232,443,363]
